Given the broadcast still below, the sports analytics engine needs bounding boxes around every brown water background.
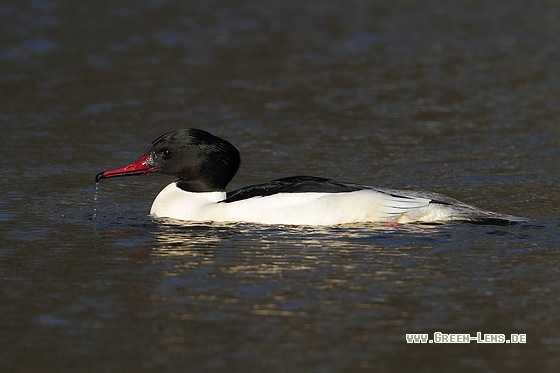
[1,1,560,372]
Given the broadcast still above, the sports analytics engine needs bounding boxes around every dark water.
[2,1,560,371]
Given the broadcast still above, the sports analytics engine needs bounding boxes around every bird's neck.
[176,179,226,192]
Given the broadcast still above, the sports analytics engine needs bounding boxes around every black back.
[223,176,369,203]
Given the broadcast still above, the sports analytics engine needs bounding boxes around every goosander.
[96,129,525,225]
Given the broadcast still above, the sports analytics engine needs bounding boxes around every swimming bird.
[96,129,525,225]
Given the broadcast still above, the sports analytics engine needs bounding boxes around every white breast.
[150,182,226,221]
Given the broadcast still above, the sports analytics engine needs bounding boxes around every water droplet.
[93,183,99,218]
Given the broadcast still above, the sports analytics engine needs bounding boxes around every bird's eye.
[161,149,172,159]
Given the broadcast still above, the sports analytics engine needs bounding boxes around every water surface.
[1,1,559,371]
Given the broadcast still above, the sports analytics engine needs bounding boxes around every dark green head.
[96,129,241,192]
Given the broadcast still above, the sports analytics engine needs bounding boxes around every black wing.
[223,176,370,203]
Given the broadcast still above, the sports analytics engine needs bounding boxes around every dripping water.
[93,182,99,219]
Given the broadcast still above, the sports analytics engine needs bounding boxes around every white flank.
[148,182,451,225]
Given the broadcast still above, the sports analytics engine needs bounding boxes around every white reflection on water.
[145,219,451,321]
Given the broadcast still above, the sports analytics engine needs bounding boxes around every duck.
[95,128,525,225]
